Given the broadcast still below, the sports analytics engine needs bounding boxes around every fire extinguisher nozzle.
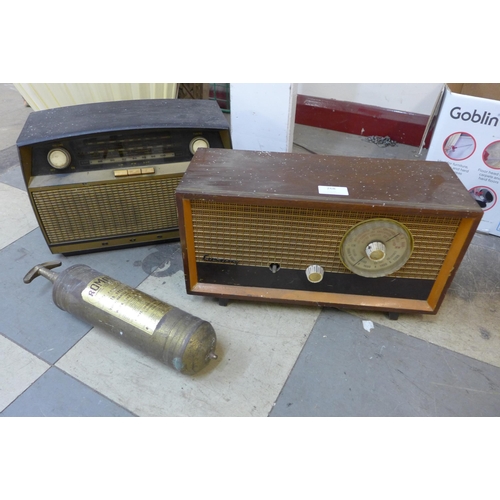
[23,261,62,284]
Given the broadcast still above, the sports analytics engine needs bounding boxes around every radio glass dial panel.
[339,219,414,278]
[31,129,224,175]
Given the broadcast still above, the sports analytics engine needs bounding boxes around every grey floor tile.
[0,145,25,190]
[1,366,135,417]
[0,144,19,170]
[0,227,183,363]
[0,181,38,250]
[270,309,500,417]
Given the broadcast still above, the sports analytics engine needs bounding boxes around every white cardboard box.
[426,84,500,236]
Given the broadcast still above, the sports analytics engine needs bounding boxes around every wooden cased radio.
[17,99,231,254]
[176,149,483,315]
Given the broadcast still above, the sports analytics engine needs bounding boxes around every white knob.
[189,137,210,155]
[366,241,386,262]
[306,265,324,283]
[47,148,71,169]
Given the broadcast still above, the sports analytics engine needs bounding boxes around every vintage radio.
[17,99,231,254]
[176,149,483,316]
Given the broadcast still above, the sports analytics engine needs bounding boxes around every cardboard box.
[426,83,500,236]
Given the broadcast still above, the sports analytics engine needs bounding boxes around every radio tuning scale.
[339,219,414,278]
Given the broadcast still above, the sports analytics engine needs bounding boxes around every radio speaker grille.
[190,201,461,280]
[32,176,182,244]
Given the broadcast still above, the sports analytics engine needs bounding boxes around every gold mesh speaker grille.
[32,176,182,244]
[190,201,462,280]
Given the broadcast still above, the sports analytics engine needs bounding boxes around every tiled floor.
[1,82,500,417]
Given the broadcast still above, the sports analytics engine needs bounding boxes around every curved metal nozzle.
[23,261,62,284]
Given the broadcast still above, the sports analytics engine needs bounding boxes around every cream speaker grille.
[190,201,461,280]
[32,176,182,245]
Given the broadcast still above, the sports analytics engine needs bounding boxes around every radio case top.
[176,149,483,315]
[176,149,480,214]
[16,98,230,148]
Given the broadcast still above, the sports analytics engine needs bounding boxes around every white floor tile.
[0,335,49,411]
[56,270,320,416]
[0,182,38,250]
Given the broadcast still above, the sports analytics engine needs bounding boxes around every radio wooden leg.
[386,312,400,320]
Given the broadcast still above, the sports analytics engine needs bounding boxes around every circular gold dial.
[339,219,414,278]
[47,148,71,169]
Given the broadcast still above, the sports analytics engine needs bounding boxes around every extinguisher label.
[82,275,172,335]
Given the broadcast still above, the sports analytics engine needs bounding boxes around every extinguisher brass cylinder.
[25,263,217,375]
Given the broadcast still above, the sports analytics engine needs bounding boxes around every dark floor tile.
[0,145,25,190]
[270,309,500,417]
[0,227,183,363]
[1,367,135,417]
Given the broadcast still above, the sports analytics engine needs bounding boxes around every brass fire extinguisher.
[24,261,218,375]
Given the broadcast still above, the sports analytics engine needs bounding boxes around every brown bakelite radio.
[17,99,231,254]
[176,149,482,316]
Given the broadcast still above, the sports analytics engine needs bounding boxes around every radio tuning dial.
[189,137,210,155]
[47,148,71,169]
[306,264,324,283]
[339,219,414,278]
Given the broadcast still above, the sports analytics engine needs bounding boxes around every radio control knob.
[47,148,71,169]
[306,264,324,283]
[365,241,386,262]
[189,137,210,155]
